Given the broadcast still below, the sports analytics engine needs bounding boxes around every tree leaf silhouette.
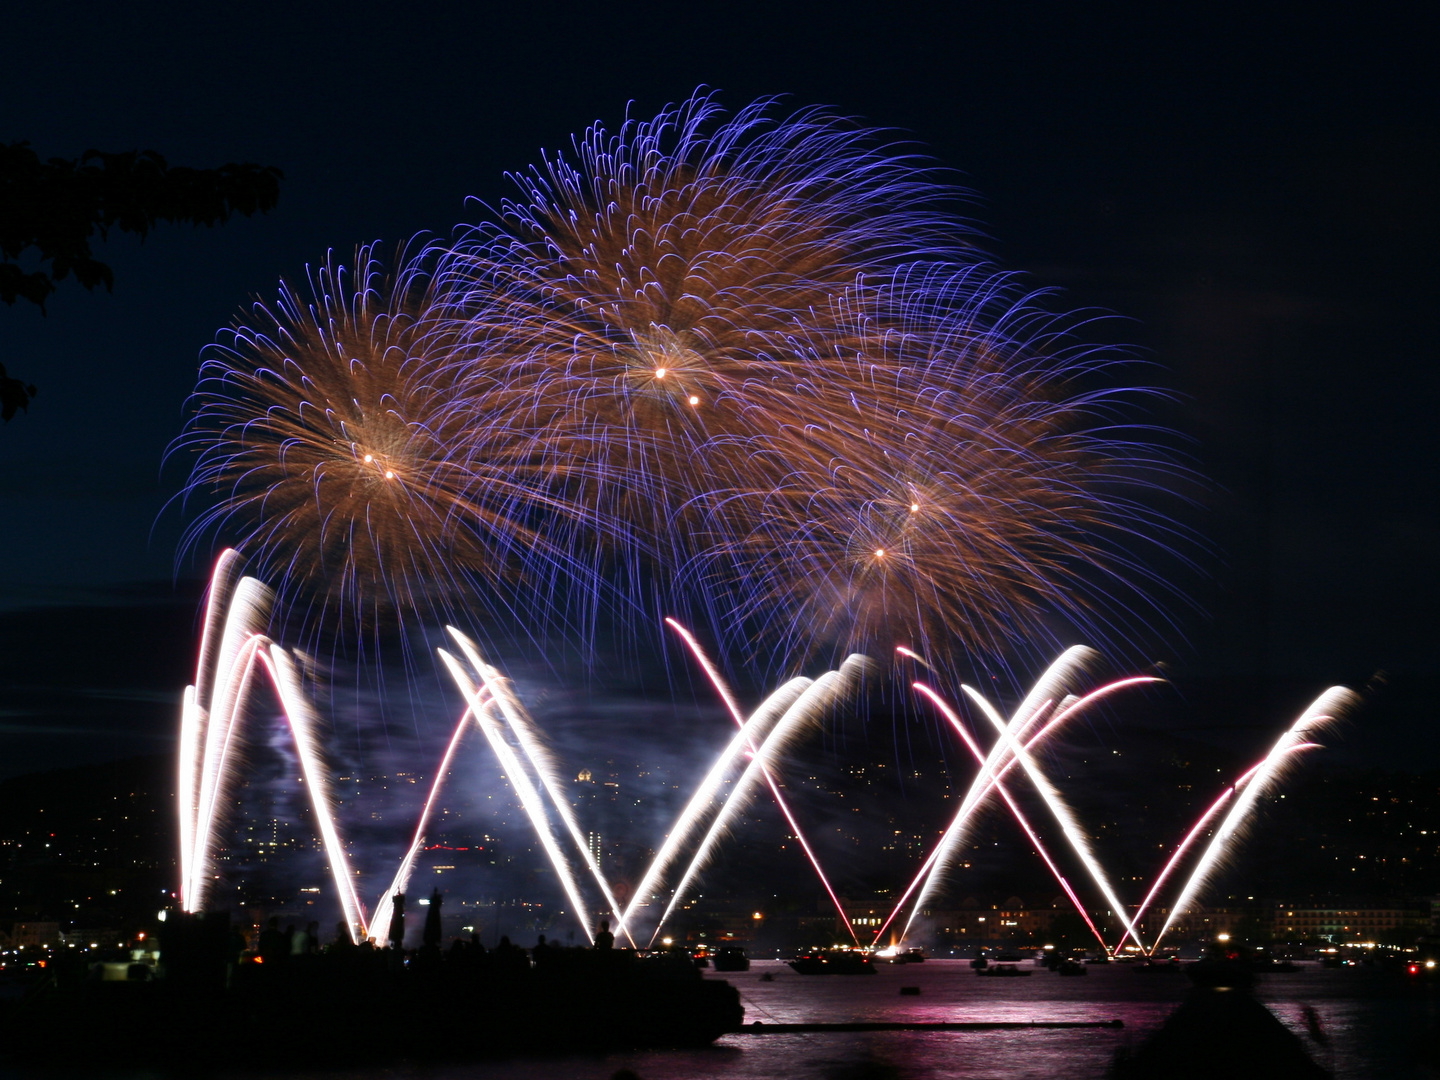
[0,142,282,421]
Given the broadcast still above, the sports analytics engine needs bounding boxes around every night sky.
[1,1,1435,777]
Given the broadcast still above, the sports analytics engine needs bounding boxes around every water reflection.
[199,959,1426,1080]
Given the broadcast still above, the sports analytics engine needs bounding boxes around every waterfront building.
[1271,904,1428,943]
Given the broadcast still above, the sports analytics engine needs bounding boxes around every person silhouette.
[594,919,614,950]
[258,917,287,965]
[331,920,355,950]
[423,889,443,951]
[387,893,406,951]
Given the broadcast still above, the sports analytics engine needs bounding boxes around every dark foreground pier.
[736,1019,1125,1033]
[0,912,742,1068]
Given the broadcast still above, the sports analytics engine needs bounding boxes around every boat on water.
[976,963,1032,977]
[788,949,876,975]
[874,946,926,964]
[712,946,750,972]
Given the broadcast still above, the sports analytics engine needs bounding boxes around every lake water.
[15,959,1437,1079]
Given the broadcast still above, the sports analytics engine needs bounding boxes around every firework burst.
[173,242,612,650]
[689,265,1190,667]
[175,92,1190,668]
[436,92,967,571]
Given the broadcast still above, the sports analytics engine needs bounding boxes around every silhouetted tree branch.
[1,142,283,421]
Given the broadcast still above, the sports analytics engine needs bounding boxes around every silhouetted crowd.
[222,898,694,993]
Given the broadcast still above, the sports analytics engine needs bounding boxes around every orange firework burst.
[695,266,1180,664]
[440,93,964,550]
[174,242,611,646]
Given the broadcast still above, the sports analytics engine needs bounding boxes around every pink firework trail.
[665,618,860,946]
[1115,785,1234,954]
[959,682,1143,952]
[885,656,1161,946]
[1151,712,1347,955]
[868,693,1072,947]
[1119,742,1324,952]
[615,675,818,942]
[369,707,476,949]
[901,647,1138,939]
[648,657,870,943]
[869,695,1066,946]
[910,682,1108,951]
[177,556,1350,958]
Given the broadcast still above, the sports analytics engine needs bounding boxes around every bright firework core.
[178,552,1353,954]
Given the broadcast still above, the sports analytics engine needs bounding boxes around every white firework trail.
[901,648,1100,938]
[614,676,813,943]
[666,618,860,944]
[959,681,1142,954]
[445,627,634,944]
[648,654,872,943]
[178,551,368,941]
[1151,687,1356,953]
[438,649,597,943]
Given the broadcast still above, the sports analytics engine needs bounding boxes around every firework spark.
[176,556,1349,958]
